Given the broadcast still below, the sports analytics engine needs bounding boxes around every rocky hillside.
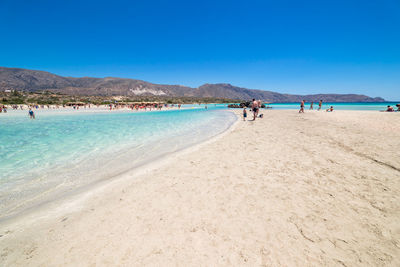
[0,67,385,102]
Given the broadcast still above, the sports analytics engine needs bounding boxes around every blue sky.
[1,0,399,100]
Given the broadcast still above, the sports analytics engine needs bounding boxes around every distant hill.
[0,67,386,102]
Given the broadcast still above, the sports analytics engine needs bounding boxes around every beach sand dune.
[1,110,399,266]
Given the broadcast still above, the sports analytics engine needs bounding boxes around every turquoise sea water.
[0,101,397,219]
[265,102,399,110]
[190,102,399,111]
[0,107,236,219]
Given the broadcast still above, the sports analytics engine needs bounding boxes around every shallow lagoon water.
[266,102,399,110]
[0,101,397,219]
[0,107,236,219]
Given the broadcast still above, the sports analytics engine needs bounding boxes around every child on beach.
[243,107,247,121]
[326,106,334,112]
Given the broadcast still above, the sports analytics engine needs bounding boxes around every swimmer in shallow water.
[28,109,35,119]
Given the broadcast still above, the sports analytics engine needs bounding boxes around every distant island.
[0,67,386,104]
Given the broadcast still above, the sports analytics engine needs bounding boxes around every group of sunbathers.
[385,104,400,112]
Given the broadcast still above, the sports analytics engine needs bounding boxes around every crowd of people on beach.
[2,102,400,121]
[300,101,400,113]
[106,103,179,111]
[299,100,333,113]
[243,99,337,121]
[0,102,185,119]
[241,99,400,121]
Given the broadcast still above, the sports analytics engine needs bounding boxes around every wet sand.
[1,110,399,266]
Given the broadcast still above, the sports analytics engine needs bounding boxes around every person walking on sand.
[251,99,259,120]
[243,107,247,121]
[318,100,323,111]
[310,102,314,110]
[299,100,305,113]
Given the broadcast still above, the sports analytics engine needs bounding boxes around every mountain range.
[0,67,385,102]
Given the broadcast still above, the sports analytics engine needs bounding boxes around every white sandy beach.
[1,110,399,266]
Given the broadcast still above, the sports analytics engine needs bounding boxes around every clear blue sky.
[1,0,399,100]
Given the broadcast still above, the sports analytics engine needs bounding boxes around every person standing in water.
[310,102,314,110]
[28,108,35,119]
[318,100,323,111]
[299,100,305,113]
